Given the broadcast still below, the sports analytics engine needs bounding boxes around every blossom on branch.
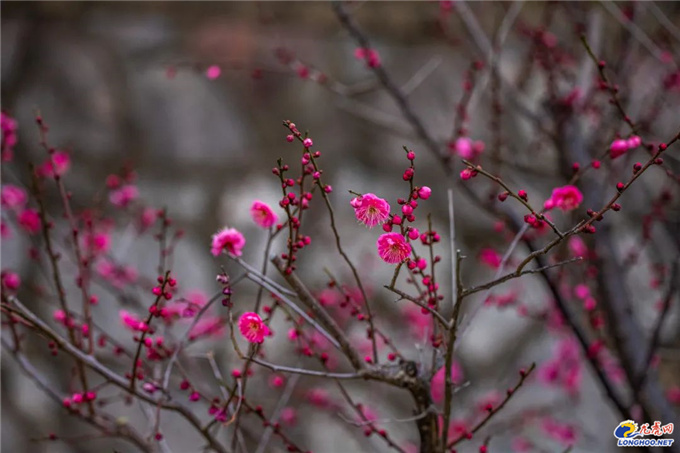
[377,232,411,264]
[351,193,391,228]
[238,312,269,343]
[211,227,246,257]
[250,200,278,228]
[544,185,583,211]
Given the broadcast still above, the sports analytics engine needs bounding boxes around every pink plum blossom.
[109,185,139,208]
[377,232,411,264]
[479,248,502,269]
[37,151,71,178]
[238,312,269,343]
[18,208,41,234]
[351,193,391,228]
[250,200,278,228]
[1,185,27,209]
[544,185,583,211]
[211,227,246,257]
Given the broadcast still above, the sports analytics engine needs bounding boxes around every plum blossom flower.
[238,312,269,343]
[351,193,391,228]
[544,185,583,211]
[120,310,148,332]
[37,151,70,178]
[18,208,41,234]
[250,200,278,228]
[479,248,502,269]
[1,185,27,209]
[568,236,588,258]
[451,137,485,160]
[280,407,297,426]
[377,232,411,264]
[609,136,640,159]
[211,227,245,257]
[109,185,139,208]
[206,65,221,80]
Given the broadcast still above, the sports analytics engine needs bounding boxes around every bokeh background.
[2,2,680,452]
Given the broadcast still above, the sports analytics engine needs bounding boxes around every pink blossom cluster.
[62,391,97,409]
[211,227,246,257]
[609,135,641,159]
[543,185,583,211]
[539,338,582,396]
[36,151,71,178]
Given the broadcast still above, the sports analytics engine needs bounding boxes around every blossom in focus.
[250,200,278,228]
[544,185,583,211]
[377,232,411,264]
[238,312,269,343]
[351,193,391,228]
[211,227,245,257]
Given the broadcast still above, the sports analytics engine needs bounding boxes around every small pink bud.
[418,186,431,200]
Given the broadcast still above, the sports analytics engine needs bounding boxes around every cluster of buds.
[381,149,431,233]
[278,122,331,273]
[216,272,232,307]
[62,391,97,409]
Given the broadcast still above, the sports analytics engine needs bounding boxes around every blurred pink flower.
[1,185,27,209]
[206,65,221,80]
[479,248,502,269]
[18,208,41,234]
[1,271,21,291]
[110,185,139,208]
[120,310,148,332]
[250,200,278,228]
[544,185,583,211]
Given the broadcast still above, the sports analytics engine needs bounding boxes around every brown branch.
[448,363,537,448]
